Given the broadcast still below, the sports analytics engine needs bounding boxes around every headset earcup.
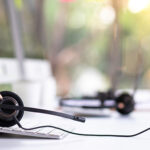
[116,93,135,115]
[0,91,24,127]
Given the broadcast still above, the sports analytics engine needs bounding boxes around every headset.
[60,90,135,115]
[0,91,85,127]
[0,90,149,138]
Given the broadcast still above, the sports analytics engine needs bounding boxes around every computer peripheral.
[0,91,85,128]
[60,90,135,115]
[0,90,149,138]
[0,119,73,139]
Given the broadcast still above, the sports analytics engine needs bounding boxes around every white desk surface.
[0,112,150,150]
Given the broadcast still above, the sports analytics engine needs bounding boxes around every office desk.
[0,112,150,150]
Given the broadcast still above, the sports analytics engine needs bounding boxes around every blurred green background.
[0,0,150,96]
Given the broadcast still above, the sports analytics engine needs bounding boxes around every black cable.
[14,117,150,138]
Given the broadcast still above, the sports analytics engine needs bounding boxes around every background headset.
[60,90,135,115]
[0,90,149,138]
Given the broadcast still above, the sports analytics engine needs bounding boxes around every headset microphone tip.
[74,116,86,123]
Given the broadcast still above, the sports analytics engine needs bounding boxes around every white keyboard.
[0,118,74,139]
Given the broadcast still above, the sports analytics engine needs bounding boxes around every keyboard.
[0,117,75,139]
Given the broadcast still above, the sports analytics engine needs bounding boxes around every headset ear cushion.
[0,91,24,127]
[116,93,135,115]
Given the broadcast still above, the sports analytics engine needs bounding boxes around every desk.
[0,112,150,150]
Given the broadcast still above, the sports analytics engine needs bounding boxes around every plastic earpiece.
[0,91,24,127]
[116,93,135,115]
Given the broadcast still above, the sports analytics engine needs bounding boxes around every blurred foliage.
[0,84,12,91]
[1,0,150,94]
[0,1,14,57]
[14,0,23,10]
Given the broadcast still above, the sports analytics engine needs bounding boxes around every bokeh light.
[128,0,150,13]
[99,5,115,25]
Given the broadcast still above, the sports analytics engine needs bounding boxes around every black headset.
[0,91,85,127]
[60,90,135,115]
[0,90,149,138]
